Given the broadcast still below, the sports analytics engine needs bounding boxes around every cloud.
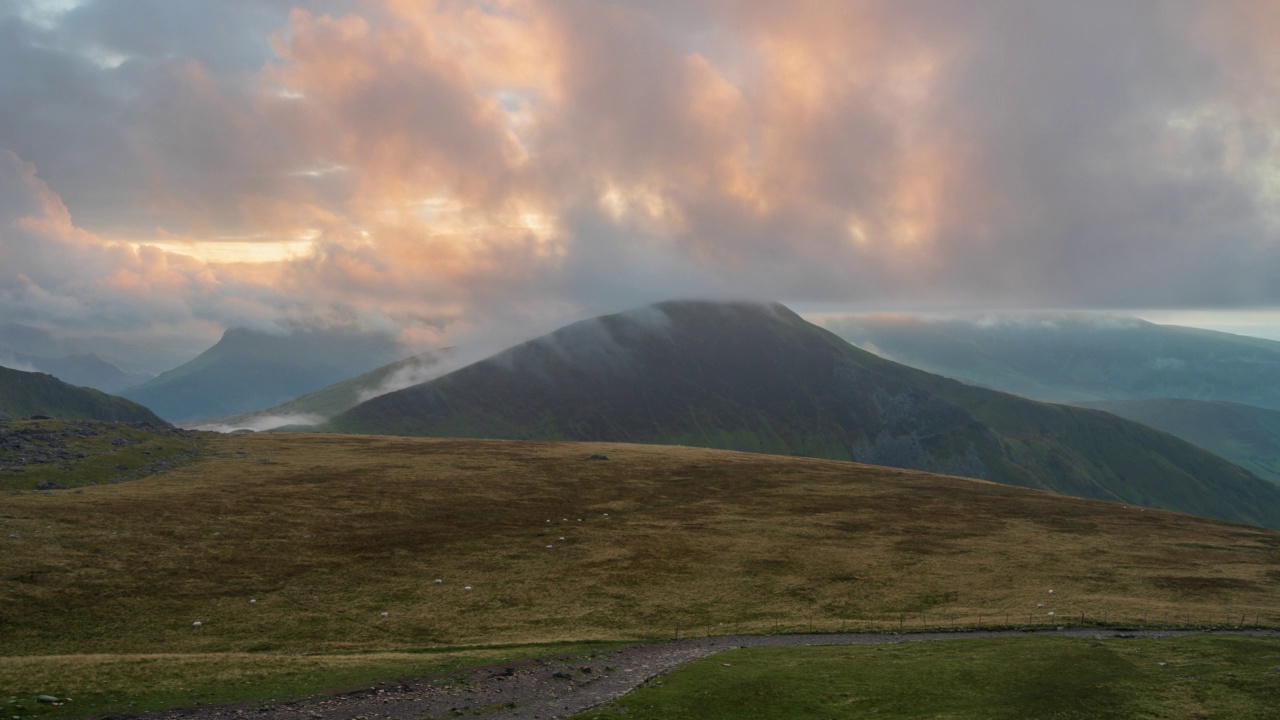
[3,0,1280,363]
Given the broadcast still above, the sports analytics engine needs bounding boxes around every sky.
[3,0,1280,366]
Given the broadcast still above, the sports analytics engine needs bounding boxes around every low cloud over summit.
[3,1,1280,351]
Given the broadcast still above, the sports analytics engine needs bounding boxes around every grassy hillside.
[0,366,165,424]
[327,301,1280,529]
[1078,399,1280,485]
[4,432,1279,717]
[3,432,1277,660]
[864,362,1280,526]
[575,636,1280,720]
[192,349,451,432]
[123,327,405,423]
[823,313,1280,410]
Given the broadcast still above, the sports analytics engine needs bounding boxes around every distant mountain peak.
[123,325,406,423]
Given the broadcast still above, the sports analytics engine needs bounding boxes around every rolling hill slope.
[123,327,405,423]
[1077,398,1280,485]
[0,366,165,423]
[3,432,1278,658]
[822,313,1280,409]
[327,301,1280,528]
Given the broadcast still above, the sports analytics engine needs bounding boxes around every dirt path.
[107,629,1280,720]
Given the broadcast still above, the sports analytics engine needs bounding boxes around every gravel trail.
[104,628,1280,720]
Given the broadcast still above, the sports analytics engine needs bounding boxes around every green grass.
[0,419,207,492]
[0,641,621,720]
[574,635,1280,720]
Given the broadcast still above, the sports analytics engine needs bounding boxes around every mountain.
[0,366,166,424]
[326,301,1280,528]
[0,321,184,383]
[1076,398,1280,485]
[122,327,405,423]
[191,348,454,432]
[821,313,1280,410]
[0,346,149,393]
[0,322,65,358]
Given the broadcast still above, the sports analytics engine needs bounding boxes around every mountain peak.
[327,301,1280,529]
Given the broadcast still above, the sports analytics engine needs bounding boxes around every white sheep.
[1048,611,1056,617]
[380,611,389,618]
[1049,589,1054,594]
[192,621,202,628]
[546,544,553,549]
[434,578,443,584]
[558,536,565,541]
[249,599,257,605]
[1037,603,1044,608]
[464,585,473,592]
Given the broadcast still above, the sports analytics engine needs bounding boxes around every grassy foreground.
[574,635,1280,720]
[2,431,1280,716]
[1,642,618,720]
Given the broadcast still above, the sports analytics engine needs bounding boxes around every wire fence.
[666,609,1280,640]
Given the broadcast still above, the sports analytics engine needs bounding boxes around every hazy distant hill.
[0,366,165,424]
[0,323,151,393]
[0,323,65,358]
[328,301,1280,528]
[1076,398,1280,485]
[123,327,405,423]
[822,314,1280,410]
[0,346,148,393]
[192,348,453,432]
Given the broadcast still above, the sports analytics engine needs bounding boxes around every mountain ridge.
[326,300,1280,528]
[1076,398,1280,485]
[123,326,406,423]
[190,348,454,432]
[823,313,1280,410]
[0,365,166,424]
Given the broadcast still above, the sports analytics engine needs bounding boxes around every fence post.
[675,621,680,640]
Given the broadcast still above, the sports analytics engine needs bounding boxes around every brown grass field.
[3,432,1278,657]
[3,431,1280,715]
